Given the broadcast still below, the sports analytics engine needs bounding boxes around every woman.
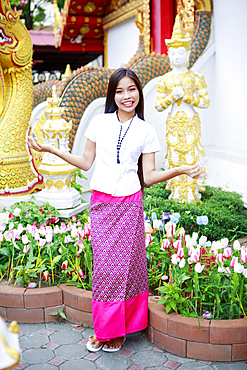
[27,68,201,352]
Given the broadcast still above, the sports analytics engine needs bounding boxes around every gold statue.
[155,15,210,202]
[0,0,43,197]
[0,318,20,369]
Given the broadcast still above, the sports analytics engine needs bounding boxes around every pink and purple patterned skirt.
[90,189,149,342]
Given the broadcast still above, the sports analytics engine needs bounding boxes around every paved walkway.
[15,322,247,370]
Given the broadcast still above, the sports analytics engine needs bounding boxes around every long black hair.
[104,68,144,190]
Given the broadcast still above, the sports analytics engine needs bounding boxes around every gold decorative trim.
[103,0,150,54]
[103,30,108,67]
[54,180,65,190]
[39,168,77,176]
[103,0,143,27]
[0,332,20,363]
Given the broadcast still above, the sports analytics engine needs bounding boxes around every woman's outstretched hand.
[26,136,53,153]
[179,162,202,178]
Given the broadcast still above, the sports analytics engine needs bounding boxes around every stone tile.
[46,322,73,331]
[15,362,29,369]
[60,359,97,370]
[18,323,45,335]
[213,363,247,370]
[45,342,60,350]
[119,349,134,357]
[38,328,55,336]
[96,351,128,370]
[81,328,95,339]
[146,367,171,370]
[55,343,88,359]
[165,360,180,369]
[132,350,165,367]
[50,329,82,345]
[78,338,88,345]
[26,365,58,370]
[128,366,144,370]
[72,325,85,332]
[124,336,150,351]
[179,363,213,370]
[21,348,54,364]
[19,334,49,348]
[84,352,101,361]
[166,353,196,363]
[49,357,65,365]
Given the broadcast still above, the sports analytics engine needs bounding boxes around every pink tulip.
[223,247,232,259]
[8,230,15,240]
[9,213,14,220]
[84,223,91,237]
[60,222,67,233]
[72,215,77,222]
[160,239,169,251]
[240,247,247,264]
[39,225,46,236]
[195,262,205,273]
[145,234,153,248]
[26,211,30,216]
[43,271,50,281]
[0,223,6,233]
[62,260,68,270]
[23,244,30,254]
[179,258,186,268]
[45,233,52,243]
[234,262,244,274]
[230,256,238,269]
[39,238,46,248]
[216,253,223,264]
[78,269,84,278]
[0,232,3,243]
[174,239,182,250]
[177,247,184,259]
[171,254,178,265]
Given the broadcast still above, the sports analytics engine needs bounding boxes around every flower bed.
[0,285,246,362]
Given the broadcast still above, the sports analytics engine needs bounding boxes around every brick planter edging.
[147,296,247,362]
[0,285,246,361]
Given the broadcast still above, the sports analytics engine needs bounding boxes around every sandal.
[86,335,104,352]
[102,337,126,353]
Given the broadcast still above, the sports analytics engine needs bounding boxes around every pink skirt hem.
[92,290,149,342]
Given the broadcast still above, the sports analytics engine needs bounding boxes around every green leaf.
[49,311,58,316]
[59,312,67,320]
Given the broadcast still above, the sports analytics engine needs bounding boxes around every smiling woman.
[26,67,201,353]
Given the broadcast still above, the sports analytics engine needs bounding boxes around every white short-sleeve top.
[84,112,161,196]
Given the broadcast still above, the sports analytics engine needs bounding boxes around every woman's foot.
[86,335,104,352]
[103,337,126,352]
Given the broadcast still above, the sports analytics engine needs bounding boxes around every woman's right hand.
[26,136,53,153]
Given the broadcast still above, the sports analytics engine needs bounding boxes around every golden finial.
[135,10,144,35]
[62,64,72,82]
[165,15,191,51]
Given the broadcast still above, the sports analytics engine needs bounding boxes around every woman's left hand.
[179,163,202,178]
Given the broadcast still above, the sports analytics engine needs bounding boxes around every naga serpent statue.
[0,0,43,197]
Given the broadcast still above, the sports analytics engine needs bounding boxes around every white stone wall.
[107,17,140,69]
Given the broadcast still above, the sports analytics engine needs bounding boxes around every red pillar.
[151,0,175,54]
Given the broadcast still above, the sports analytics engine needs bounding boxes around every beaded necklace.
[116,115,135,164]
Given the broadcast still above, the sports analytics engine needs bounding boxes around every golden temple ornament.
[0,318,20,370]
[165,14,191,51]
[176,0,195,38]
[34,85,81,209]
